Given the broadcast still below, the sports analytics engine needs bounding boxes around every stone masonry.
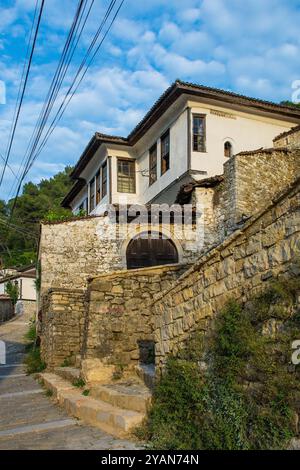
[40,288,86,368]
[39,216,200,295]
[39,125,300,376]
[152,176,300,371]
[83,264,187,369]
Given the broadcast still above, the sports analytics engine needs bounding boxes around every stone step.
[54,367,81,384]
[135,364,156,390]
[39,373,144,438]
[90,381,152,413]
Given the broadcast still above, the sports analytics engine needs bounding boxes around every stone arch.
[122,226,182,269]
[223,137,235,158]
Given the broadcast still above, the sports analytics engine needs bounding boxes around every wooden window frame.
[161,129,170,176]
[192,114,206,153]
[149,143,157,186]
[96,169,101,205]
[89,176,95,213]
[101,161,107,199]
[224,141,233,158]
[117,158,136,193]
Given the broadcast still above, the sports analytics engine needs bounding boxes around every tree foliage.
[138,276,300,450]
[0,166,73,268]
[5,280,19,305]
[280,100,300,108]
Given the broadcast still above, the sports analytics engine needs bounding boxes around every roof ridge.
[273,124,300,142]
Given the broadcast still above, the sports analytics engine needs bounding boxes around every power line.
[0,0,45,187]
[10,0,90,195]
[20,0,117,181]
[8,0,91,199]
[9,0,124,221]
[0,217,39,240]
[0,152,17,178]
[4,0,39,166]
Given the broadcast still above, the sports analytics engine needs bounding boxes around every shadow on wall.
[0,298,14,323]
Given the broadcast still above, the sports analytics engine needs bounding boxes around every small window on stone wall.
[224,141,233,158]
[138,340,155,365]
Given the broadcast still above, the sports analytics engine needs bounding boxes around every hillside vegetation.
[137,274,300,450]
[0,167,73,268]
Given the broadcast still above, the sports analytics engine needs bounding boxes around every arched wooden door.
[126,232,179,269]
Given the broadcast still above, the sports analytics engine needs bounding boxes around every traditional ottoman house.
[38,82,300,437]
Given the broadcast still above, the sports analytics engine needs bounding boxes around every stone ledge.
[88,263,187,283]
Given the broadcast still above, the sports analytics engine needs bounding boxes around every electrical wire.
[0,0,45,187]
[9,0,124,222]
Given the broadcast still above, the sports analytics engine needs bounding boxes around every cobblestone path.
[0,313,140,450]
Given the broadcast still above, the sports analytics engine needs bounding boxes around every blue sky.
[0,0,299,200]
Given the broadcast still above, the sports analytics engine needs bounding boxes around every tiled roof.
[236,147,289,156]
[175,175,224,204]
[273,124,300,142]
[64,80,300,205]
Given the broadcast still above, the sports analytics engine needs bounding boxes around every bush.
[24,347,46,374]
[24,321,46,374]
[139,277,300,450]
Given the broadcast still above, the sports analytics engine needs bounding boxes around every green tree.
[5,280,19,305]
[280,100,300,108]
[0,166,73,268]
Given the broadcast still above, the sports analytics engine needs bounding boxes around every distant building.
[0,264,37,318]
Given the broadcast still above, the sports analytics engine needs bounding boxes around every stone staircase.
[38,367,152,438]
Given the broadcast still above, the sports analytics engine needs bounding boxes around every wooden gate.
[126,232,178,269]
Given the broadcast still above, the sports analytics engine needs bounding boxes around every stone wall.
[274,125,300,149]
[40,288,86,368]
[192,146,300,249]
[0,298,14,323]
[153,177,300,371]
[40,215,123,294]
[230,148,300,224]
[83,264,187,369]
[15,300,36,319]
[39,215,199,295]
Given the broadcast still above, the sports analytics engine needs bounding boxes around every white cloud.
[1,0,300,198]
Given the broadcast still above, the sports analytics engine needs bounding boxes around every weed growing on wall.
[138,276,300,450]
[24,320,46,374]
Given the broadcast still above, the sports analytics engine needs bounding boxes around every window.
[224,141,233,158]
[193,115,206,152]
[161,130,170,175]
[102,161,107,198]
[149,143,157,186]
[96,170,101,205]
[78,199,87,214]
[89,177,95,213]
[117,159,136,193]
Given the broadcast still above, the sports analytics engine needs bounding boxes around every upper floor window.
[161,130,170,175]
[102,161,107,198]
[224,141,233,158]
[149,143,157,186]
[96,170,101,205]
[117,159,136,193]
[89,177,95,212]
[193,115,206,152]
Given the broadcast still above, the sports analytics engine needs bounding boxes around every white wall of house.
[0,276,36,301]
[70,94,298,214]
[188,100,295,177]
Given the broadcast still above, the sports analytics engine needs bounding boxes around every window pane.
[193,116,206,152]
[96,170,101,204]
[102,162,107,198]
[161,130,170,175]
[149,144,157,186]
[89,177,95,212]
[117,159,136,193]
